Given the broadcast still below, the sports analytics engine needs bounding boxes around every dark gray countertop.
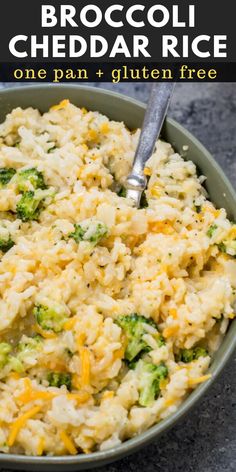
[0,82,235,472]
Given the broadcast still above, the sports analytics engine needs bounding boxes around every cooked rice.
[0,99,235,456]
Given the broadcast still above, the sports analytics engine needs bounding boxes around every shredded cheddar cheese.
[60,431,77,455]
[7,406,42,447]
[150,184,162,198]
[144,167,151,176]
[113,347,124,361]
[67,392,90,404]
[72,374,81,390]
[50,99,70,111]
[8,372,20,381]
[201,204,220,218]
[88,129,98,140]
[41,360,67,372]
[188,374,212,387]
[102,391,114,401]
[33,324,57,339]
[17,378,55,404]
[149,221,174,235]
[160,379,168,390]
[164,397,177,407]
[79,347,90,387]
[100,122,109,134]
[37,437,45,456]
[163,325,179,338]
[64,317,77,331]
[169,308,178,319]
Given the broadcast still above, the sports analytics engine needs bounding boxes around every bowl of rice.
[0,85,235,471]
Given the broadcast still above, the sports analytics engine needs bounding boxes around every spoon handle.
[126,82,175,206]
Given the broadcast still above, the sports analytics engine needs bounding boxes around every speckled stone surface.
[0,83,235,472]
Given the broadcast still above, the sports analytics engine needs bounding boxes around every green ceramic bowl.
[0,85,235,471]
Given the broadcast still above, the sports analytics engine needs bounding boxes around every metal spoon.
[125,83,175,207]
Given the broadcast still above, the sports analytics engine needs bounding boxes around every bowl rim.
[0,84,235,468]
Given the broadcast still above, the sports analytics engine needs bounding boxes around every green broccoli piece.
[0,168,16,187]
[178,349,194,363]
[117,186,127,198]
[16,168,47,193]
[0,234,14,253]
[178,346,208,363]
[69,224,86,243]
[33,304,68,333]
[140,191,148,209]
[69,220,108,245]
[13,141,20,148]
[47,145,57,154]
[64,348,74,358]
[0,342,24,373]
[194,204,202,213]
[194,347,209,359]
[218,242,226,253]
[136,360,168,407]
[8,357,24,373]
[16,188,54,221]
[207,224,218,238]
[17,335,42,361]
[218,239,236,257]
[47,372,72,390]
[0,342,12,368]
[116,314,162,362]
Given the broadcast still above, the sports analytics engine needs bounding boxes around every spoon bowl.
[126,83,175,206]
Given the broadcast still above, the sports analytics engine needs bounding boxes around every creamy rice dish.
[0,99,235,456]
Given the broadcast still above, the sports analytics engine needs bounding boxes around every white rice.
[0,99,235,456]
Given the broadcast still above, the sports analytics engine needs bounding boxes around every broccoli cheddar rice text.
[0,99,235,456]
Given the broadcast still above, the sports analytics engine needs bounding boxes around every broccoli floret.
[0,168,16,187]
[0,342,24,373]
[17,335,42,361]
[0,342,12,368]
[47,145,57,153]
[16,191,40,221]
[218,239,236,257]
[8,357,24,373]
[64,348,73,358]
[0,234,14,253]
[116,314,162,362]
[16,188,54,221]
[218,242,227,253]
[194,204,202,214]
[18,335,42,352]
[136,360,168,407]
[13,141,20,148]
[207,224,218,238]
[140,191,148,209]
[69,220,108,245]
[69,224,85,243]
[33,304,68,333]
[16,168,47,193]
[194,347,208,359]
[179,349,194,363]
[117,186,127,198]
[47,372,72,390]
[178,346,208,363]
